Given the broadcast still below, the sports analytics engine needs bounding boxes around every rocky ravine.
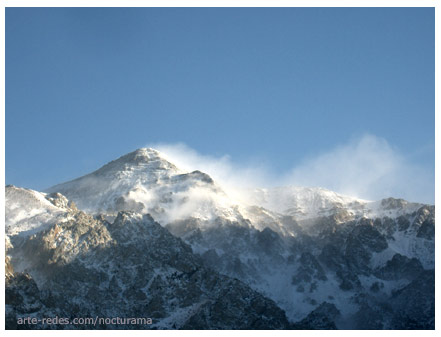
[6,148,435,329]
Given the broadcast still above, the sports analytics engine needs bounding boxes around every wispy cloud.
[148,134,434,204]
[284,134,434,203]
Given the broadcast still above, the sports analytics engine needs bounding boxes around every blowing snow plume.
[149,134,434,204]
[7,135,434,330]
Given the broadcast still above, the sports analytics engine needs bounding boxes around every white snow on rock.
[45,148,243,227]
[240,186,423,221]
[240,186,368,219]
[5,185,70,237]
[5,147,434,329]
[43,148,428,234]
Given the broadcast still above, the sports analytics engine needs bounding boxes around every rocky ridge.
[6,148,435,329]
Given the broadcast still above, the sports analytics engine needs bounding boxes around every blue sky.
[6,7,434,203]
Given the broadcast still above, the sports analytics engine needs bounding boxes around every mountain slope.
[7,147,435,329]
[6,185,76,237]
[46,148,243,227]
[6,207,291,329]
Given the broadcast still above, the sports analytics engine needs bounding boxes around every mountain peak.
[134,147,160,156]
[45,148,226,219]
[115,147,164,164]
[90,147,181,176]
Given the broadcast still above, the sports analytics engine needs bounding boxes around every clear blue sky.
[6,7,434,201]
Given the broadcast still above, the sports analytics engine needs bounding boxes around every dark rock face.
[397,215,410,231]
[292,302,340,329]
[292,252,327,285]
[6,270,46,329]
[174,170,214,185]
[6,181,435,330]
[374,254,424,281]
[390,270,435,329]
[181,276,289,329]
[413,206,435,239]
[114,196,145,212]
[256,227,285,256]
[417,217,435,240]
[380,198,409,210]
[6,211,290,330]
[352,301,392,330]
[178,208,434,329]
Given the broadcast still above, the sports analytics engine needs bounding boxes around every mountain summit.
[93,147,181,173]
[6,147,435,329]
[46,148,423,228]
[46,148,239,225]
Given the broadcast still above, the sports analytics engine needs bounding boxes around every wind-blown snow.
[46,148,243,226]
[44,148,428,233]
[240,186,368,219]
[6,147,434,329]
[5,185,70,237]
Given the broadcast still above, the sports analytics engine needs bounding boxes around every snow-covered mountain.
[44,148,424,234]
[5,185,74,237]
[6,148,435,329]
[46,148,244,227]
[6,206,289,329]
[241,186,423,220]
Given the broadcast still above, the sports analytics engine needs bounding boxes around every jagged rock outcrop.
[6,207,291,329]
[6,148,435,330]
